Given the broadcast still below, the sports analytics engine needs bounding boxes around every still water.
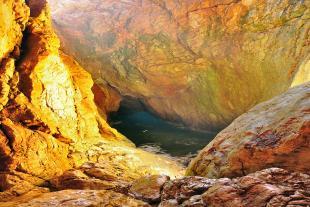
[109,107,217,165]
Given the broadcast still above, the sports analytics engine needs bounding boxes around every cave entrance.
[109,98,217,165]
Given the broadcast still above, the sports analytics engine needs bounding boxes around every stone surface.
[10,189,150,207]
[50,0,309,130]
[161,176,217,203]
[92,83,122,120]
[0,0,29,62]
[4,168,308,206]
[159,168,310,207]
[187,82,310,178]
[129,175,170,203]
[0,0,183,205]
[1,1,309,206]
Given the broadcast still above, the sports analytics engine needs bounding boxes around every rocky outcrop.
[0,0,183,204]
[187,82,310,178]
[11,190,150,207]
[1,1,309,206]
[4,168,309,206]
[50,0,309,130]
[158,168,310,207]
[129,175,170,203]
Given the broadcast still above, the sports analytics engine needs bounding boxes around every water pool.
[109,107,218,165]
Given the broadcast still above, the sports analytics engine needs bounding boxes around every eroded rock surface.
[187,82,310,178]
[11,168,308,207]
[50,0,309,130]
[14,189,150,207]
[159,168,310,207]
[0,0,183,204]
[129,175,170,203]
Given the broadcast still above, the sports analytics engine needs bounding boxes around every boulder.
[129,175,170,203]
[187,82,310,178]
[50,0,309,130]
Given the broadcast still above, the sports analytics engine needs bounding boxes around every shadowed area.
[110,105,217,164]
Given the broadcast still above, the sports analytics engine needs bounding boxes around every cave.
[0,0,309,206]
[109,97,218,164]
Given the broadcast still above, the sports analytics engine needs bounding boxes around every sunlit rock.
[14,189,150,207]
[187,82,310,178]
[0,0,184,203]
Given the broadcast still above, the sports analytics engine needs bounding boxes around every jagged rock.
[0,171,49,203]
[187,82,310,178]
[129,175,170,203]
[50,163,131,194]
[0,0,183,205]
[50,0,309,130]
[158,168,310,207]
[161,176,217,203]
[0,0,29,62]
[11,189,150,207]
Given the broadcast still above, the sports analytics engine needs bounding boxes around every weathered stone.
[0,171,49,203]
[8,189,150,207]
[50,0,309,130]
[0,118,71,178]
[0,0,184,205]
[161,176,218,203]
[92,83,122,120]
[0,0,29,62]
[187,82,310,178]
[158,168,310,207]
[129,175,170,203]
[158,199,178,207]
[50,167,130,194]
[201,169,310,207]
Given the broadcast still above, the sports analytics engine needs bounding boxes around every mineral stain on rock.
[50,0,309,130]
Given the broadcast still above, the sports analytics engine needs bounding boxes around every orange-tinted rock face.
[14,189,150,207]
[50,0,309,130]
[187,82,310,178]
[0,0,184,203]
[7,168,308,207]
[92,83,122,120]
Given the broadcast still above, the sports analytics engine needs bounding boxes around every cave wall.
[50,0,309,130]
[0,0,183,202]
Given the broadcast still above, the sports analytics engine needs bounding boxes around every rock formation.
[187,82,310,178]
[3,168,309,206]
[0,0,309,206]
[50,0,309,130]
[0,0,183,204]
[158,168,310,207]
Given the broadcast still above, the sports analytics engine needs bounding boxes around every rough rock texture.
[129,175,170,203]
[12,189,150,207]
[159,168,310,207]
[0,0,183,204]
[92,83,122,120]
[187,82,310,178]
[0,0,29,63]
[50,0,310,130]
[3,168,309,206]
